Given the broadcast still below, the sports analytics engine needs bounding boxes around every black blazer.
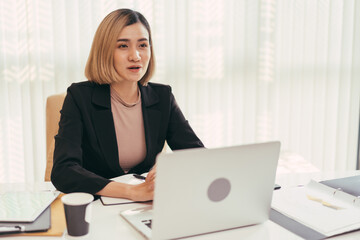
[51,81,204,194]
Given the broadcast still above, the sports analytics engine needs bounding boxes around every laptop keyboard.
[141,219,152,229]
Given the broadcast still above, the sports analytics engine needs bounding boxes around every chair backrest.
[45,93,66,181]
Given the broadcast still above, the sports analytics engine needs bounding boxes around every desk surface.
[2,171,360,240]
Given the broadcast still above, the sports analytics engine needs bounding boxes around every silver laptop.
[120,141,280,240]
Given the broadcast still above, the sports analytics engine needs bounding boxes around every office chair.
[45,93,66,181]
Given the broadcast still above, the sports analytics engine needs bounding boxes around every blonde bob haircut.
[85,9,155,86]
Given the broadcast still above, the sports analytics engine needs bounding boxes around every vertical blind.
[0,0,359,183]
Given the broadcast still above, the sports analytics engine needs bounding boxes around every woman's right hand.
[128,179,154,202]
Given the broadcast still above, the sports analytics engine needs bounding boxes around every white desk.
[2,171,360,240]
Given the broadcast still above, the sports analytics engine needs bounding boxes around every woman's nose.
[129,48,140,62]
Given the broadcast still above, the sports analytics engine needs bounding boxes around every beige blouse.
[110,86,146,173]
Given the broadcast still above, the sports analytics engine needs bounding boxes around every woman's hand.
[96,163,157,202]
[96,180,154,201]
[146,163,156,182]
[129,179,154,201]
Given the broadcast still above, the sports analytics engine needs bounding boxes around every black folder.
[0,205,51,234]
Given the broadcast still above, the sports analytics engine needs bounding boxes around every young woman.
[51,9,204,201]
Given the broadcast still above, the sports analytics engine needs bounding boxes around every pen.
[133,174,146,181]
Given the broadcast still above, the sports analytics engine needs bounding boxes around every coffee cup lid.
[61,192,94,206]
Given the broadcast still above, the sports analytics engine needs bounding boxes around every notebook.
[120,141,281,240]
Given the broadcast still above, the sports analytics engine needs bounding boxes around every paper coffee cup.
[61,193,94,237]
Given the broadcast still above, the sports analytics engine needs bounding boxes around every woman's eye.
[118,44,128,48]
[139,43,148,48]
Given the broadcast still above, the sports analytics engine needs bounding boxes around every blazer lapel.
[91,84,123,174]
[139,84,162,167]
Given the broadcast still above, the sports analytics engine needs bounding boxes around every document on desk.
[100,173,149,206]
[0,191,59,223]
[272,180,360,237]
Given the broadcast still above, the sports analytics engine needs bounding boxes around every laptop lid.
[0,206,51,234]
[0,191,59,223]
[151,141,280,240]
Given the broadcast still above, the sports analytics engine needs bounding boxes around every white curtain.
[1,0,359,183]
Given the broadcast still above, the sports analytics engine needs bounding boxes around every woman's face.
[113,23,151,83]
